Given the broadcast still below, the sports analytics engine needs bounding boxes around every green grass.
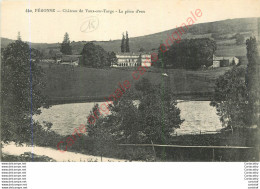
[40,64,231,103]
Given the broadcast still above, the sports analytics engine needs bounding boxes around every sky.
[1,0,260,43]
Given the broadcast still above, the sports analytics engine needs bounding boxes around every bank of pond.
[31,101,258,161]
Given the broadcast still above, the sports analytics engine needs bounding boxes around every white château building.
[112,53,152,67]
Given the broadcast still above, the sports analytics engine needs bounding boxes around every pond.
[33,101,222,136]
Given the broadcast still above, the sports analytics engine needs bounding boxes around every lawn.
[40,64,231,103]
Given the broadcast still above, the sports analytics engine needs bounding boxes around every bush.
[1,152,56,162]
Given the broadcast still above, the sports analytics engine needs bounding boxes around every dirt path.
[1,142,130,162]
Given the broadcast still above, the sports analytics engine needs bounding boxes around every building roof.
[116,52,155,56]
[213,57,224,61]
[62,55,82,62]
[213,55,238,61]
[224,57,239,60]
[116,52,140,56]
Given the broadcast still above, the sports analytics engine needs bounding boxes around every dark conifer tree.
[125,31,130,52]
[120,33,125,53]
[60,32,72,55]
[246,37,260,127]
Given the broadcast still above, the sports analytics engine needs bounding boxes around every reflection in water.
[33,101,222,136]
[176,101,222,135]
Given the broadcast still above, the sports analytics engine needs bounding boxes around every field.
[40,64,232,103]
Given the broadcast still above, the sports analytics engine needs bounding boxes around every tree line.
[60,32,117,68]
[156,38,217,69]
[60,32,218,70]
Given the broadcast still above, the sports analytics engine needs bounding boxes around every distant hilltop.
[1,17,260,57]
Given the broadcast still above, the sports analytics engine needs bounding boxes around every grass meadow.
[40,64,232,103]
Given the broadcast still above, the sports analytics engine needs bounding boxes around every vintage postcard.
[1,0,260,163]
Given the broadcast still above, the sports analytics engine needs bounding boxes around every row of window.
[118,63,139,67]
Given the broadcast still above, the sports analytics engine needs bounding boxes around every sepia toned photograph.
[1,0,260,162]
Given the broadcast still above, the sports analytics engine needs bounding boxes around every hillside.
[1,17,260,57]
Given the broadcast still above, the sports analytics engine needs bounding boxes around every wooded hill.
[1,17,260,57]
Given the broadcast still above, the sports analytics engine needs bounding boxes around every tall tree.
[210,67,252,130]
[245,37,260,127]
[87,78,183,144]
[60,32,72,55]
[125,31,130,52]
[156,44,167,69]
[1,40,48,143]
[120,33,125,53]
[86,104,114,157]
[210,36,260,130]
[81,42,109,68]
[108,51,118,66]
[164,38,216,69]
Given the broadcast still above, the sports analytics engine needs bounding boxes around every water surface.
[33,101,222,136]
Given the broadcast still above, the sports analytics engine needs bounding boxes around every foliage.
[48,49,59,61]
[245,37,260,127]
[162,38,217,69]
[155,45,166,68]
[87,78,183,145]
[1,152,56,162]
[108,51,118,65]
[125,31,130,52]
[211,36,259,133]
[1,40,48,143]
[80,42,109,68]
[120,33,125,53]
[210,67,252,129]
[133,78,183,144]
[32,121,64,148]
[60,32,72,55]
[86,104,114,156]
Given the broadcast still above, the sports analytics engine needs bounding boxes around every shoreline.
[1,142,132,162]
[47,92,214,105]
